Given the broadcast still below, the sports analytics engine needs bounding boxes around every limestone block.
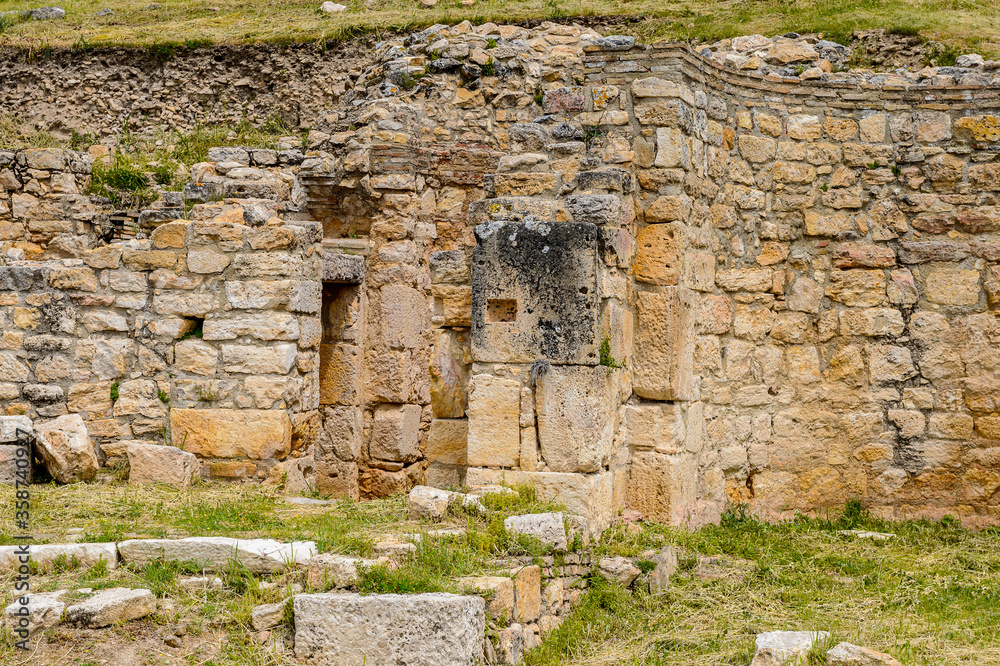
[619,404,685,454]
[316,459,360,500]
[472,221,599,364]
[319,343,360,406]
[868,345,917,383]
[826,642,902,666]
[432,284,472,327]
[430,329,470,419]
[536,365,618,473]
[0,543,118,571]
[35,414,98,484]
[633,288,695,401]
[430,250,469,284]
[203,313,300,341]
[153,293,215,317]
[369,404,421,463]
[598,556,641,586]
[634,223,682,285]
[4,590,66,632]
[175,340,217,376]
[458,576,514,623]
[512,565,541,623]
[654,127,688,168]
[738,135,776,163]
[467,374,521,467]
[293,593,484,666]
[118,537,315,573]
[221,344,297,374]
[307,553,378,590]
[925,268,981,306]
[752,631,830,666]
[64,588,156,629]
[625,450,695,525]
[378,285,427,350]
[316,406,362,463]
[839,308,905,337]
[427,419,468,466]
[251,599,288,631]
[504,512,567,551]
[127,442,199,487]
[827,270,886,307]
[169,408,291,459]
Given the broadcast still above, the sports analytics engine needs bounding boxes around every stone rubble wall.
[0,213,322,481]
[301,20,1000,529]
[0,43,365,138]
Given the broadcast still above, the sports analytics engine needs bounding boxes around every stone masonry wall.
[300,21,1000,530]
[0,214,322,481]
[4,22,1000,530]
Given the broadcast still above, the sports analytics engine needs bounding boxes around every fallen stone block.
[4,590,68,632]
[408,485,486,521]
[178,576,222,590]
[827,642,903,666]
[751,631,830,666]
[598,556,641,587]
[306,553,381,590]
[839,530,895,541]
[64,587,156,628]
[127,442,199,487]
[503,512,568,551]
[117,537,316,574]
[35,414,98,484]
[0,543,118,571]
[251,598,290,631]
[647,546,678,593]
[293,592,485,665]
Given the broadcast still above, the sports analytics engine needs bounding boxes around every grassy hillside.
[0,0,998,54]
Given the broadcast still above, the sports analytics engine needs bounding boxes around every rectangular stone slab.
[0,543,118,570]
[118,537,315,573]
[472,221,599,364]
[293,592,485,666]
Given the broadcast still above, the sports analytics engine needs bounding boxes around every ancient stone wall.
[0,211,322,481]
[3,22,1000,530]
[300,21,1000,530]
[0,43,366,137]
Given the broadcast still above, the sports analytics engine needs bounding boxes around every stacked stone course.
[3,22,1000,529]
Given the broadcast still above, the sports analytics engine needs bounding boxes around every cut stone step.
[118,537,316,573]
[294,592,485,665]
[0,543,118,570]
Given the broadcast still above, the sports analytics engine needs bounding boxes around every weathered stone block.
[925,268,981,306]
[369,404,422,463]
[293,593,485,666]
[536,366,618,473]
[634,223,682,285]
[221,344,297,374]
[127,442,199,487]
[174,340,217,376]
[35,414,98,484]
[626,450,695,525]
[169,408,291,459]
[472,221,599,364]
[633,288,695,401]
[458,576,514,623]
[467,374,521,467]
[319,343,360,405]
[427,419,468,466]
[119,537,315,573]
[512,565,541,623]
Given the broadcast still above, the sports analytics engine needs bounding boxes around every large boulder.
[0,543,118,571]
[294,592,485,665]
[35,414,98,484]
[126,442,199,487]
[118,537,316,573]
[64,588,156,628]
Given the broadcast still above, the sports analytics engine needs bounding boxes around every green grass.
[0,0,998,56]
[528,502,1000,665]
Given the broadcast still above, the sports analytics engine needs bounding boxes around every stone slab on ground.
[827,642,903,666]
[64,587,156,628]
[752,631,831,665]
[0,543,118,570]
[408,484,486,521]
[251,598,290,631]
[597,556,641,587]
[293,592,485,665]
[4,589,68,632]
[118,537,316,573]
[503,512,567,551]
